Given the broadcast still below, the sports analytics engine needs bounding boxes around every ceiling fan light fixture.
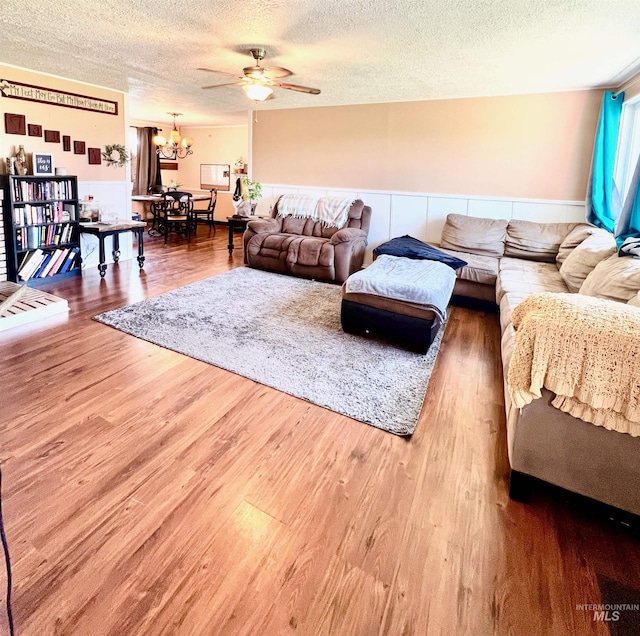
[243,82,273,102]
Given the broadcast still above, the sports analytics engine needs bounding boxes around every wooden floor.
[1,227,639,636]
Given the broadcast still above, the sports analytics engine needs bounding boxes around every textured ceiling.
[1,0,640,126]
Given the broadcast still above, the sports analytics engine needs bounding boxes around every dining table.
[131,193,212,203]
[132,192,213,235]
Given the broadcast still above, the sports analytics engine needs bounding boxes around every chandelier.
[153,112,193,159]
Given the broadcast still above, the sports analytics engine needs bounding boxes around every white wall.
[78,179,132,268]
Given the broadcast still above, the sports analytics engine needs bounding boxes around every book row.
[11,179,75,203]
[13,202,76,226]
[15,223,76,251]
[18,247,80,281]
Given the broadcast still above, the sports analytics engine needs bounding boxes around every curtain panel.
[132,127,162,195]
[586,91,624,232]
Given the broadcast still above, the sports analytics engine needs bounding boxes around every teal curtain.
[615,154,640,248]
[586,91,624,232]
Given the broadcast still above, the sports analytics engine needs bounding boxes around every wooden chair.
[152,191,193,244]
[191,188,217,236]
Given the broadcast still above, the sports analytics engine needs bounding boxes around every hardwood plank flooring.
[0,227,638,635]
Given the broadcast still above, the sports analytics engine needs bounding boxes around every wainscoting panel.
[512,201,586,223]
[261,183,586,262]
[468,198,514,219]
[362,193,392,252]
[390,195,429,243]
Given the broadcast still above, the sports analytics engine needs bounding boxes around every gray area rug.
[94,268,447,435]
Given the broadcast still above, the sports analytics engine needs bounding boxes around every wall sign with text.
[33,153,54,176]
[0,79,118,115]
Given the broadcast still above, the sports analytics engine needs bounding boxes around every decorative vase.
[15,145,28,176]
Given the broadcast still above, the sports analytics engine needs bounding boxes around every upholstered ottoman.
[341,254,456,353]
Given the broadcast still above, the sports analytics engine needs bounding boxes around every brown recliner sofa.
[243,198,372,283]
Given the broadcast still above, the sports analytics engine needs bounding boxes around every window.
[614,96,640,204]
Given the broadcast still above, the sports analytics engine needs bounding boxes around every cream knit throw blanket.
[507,292,640,437]
[277,194,355,228]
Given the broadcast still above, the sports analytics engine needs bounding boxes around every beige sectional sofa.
[438,214,640,515]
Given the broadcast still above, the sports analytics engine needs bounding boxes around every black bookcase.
[1,175,82,285]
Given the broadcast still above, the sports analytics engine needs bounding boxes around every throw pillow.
[556,224,597,267]
[373,235,468,270]
[558,229,617,293]
[579,254,640,303]
[505,220,583,263]
[440,214,508,258]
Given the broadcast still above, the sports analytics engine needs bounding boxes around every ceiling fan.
[198,48,321,101]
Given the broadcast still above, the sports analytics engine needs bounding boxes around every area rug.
[94,268,447,435]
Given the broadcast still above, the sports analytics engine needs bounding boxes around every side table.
[79,220,146,277]
[227,215,256,255]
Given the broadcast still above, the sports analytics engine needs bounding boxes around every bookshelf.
[1,175,82,285]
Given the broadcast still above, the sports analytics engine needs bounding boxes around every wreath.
[102,144,130,168]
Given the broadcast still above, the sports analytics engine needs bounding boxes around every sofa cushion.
[280,215,340,239]
[504,219,581,262]
[496,257,568,303]
[499,291,530,333]
[556,224,596,266]
[373,235,467,270]
[629,291,640,308]
[287,236,334,268]
[501,323,516,378]
[440,213,508,258]
[558,229,617,293]
[439,248,499,285]
[579,254,640,302]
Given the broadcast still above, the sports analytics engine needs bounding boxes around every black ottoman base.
[340,299,441,354]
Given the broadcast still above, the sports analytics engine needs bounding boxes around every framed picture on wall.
[33,153,54,176]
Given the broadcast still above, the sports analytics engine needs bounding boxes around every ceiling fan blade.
[275,82,321,95]
[201,81,241,90]
[262,66,293,79]
[197,67,238,77]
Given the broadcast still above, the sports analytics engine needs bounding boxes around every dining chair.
[191,188,217,236]
[152,191,194,244]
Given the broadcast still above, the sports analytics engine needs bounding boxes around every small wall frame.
[44,130,61,143]
[33,153,54,176]
[88,148,101,165]
[4,113,26,135]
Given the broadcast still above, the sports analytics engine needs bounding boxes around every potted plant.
[242,177,262,214]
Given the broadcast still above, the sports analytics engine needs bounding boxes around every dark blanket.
[373,235,467,270]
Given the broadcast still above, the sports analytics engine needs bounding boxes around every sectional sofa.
[438,214,640,515]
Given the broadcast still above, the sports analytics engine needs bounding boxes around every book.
[31,252,54,279]
[18,249,44,280]
[59,247,80,273]
[39,249,62,277]
[26,225,40,249]
[47,249,69,276]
